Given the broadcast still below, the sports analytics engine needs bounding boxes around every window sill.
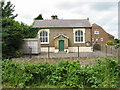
[41,42,49,44]
[74,42,85,44]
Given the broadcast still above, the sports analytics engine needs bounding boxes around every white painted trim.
[54,34,69,39]
[73,28,85,43]
[38,29,50,44]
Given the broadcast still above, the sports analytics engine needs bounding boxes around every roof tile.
[33,19,91,28]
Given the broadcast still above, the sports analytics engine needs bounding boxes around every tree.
[1,1,40,59]
[34,14,43,20]
[115,38,120,44]
[2,18,23,58]
[1,0,18,19]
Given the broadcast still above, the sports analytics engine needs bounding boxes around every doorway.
[59,40,64,51]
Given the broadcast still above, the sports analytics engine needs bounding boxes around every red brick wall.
[92,23,114,45]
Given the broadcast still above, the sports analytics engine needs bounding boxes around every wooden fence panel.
[117,47,120,64]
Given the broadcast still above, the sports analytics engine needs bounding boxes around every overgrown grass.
[2,57,120,88]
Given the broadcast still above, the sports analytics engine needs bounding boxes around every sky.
[6,0,119,38]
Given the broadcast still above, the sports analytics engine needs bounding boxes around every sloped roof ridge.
[34,19,88,21]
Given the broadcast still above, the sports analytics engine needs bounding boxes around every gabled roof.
[92,23,114,37]
[33,19,91,28]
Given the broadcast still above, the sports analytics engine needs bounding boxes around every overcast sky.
[6,0,119,38]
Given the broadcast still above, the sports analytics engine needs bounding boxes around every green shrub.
[2,58,119,88]
[107,40,114,46]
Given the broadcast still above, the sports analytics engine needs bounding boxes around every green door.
[59,40,64,51]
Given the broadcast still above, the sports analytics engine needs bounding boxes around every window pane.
[75,37,78,42]
[78,31,80,35]
[75,31,78,35]
[94,31,99,34]
[45,32,48,36]
[78,37,80,42]
[43,38,45,42]
[43,31,45,36]
[81,31,83,35]
[40,32,42,36]
[46,38,48,42]
[40,38,43,42]
[81,37,83,41]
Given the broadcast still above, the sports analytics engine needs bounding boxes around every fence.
[100,45,120,63]
[22,45,120,63]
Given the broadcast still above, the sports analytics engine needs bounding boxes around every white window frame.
[38,29,49,44]
[94,31,99,35]
[101,38,103,41]
[73,28,85,43]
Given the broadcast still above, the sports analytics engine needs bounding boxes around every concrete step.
[58,51,67,53]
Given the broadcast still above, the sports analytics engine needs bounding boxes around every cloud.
[90,2,117,11]
[6,0,118,38]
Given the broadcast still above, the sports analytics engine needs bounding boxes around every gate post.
[78,46,79,57]
[105,45,107,56]
[29,47,32,58]
[48,46,50,58]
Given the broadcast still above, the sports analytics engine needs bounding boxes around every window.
[40,31,48,43]
[96,39,98,41]
[75,30,83,42]
[101,38,103,41]
[92,38,94,41]
[94,31,99,35]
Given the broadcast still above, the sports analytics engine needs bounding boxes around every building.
[92,23,114,45]
[33,15,93,53]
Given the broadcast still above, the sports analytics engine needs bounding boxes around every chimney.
[54,15,58,19]
[51,15,58,20]
[51,15,55,19]
[87,17,89,21]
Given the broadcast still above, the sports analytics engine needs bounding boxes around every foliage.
[2,18,40,59]
[34,14,43,20]
[22,27,40,38]
[107,40,114,46]
[2,18,24,59]
[114,39,120,48]
[2,58,119,88]
[1,0,18,19]
[115,38,120,44]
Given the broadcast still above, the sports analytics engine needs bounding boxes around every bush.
[107,40,114,46]
[2,58,119,88]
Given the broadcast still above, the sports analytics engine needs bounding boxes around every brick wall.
[92,23,114,45]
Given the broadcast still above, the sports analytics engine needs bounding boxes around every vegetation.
[115,39,120,44]
[1,1,18,19]
[1,1,41,59]
[114,39,120,48]
[2,18,41,59]
[34,14,43,20]
[2,57,120,88]
[107,40,114,46]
